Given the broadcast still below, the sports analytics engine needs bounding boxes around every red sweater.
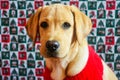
[43,46,103,80]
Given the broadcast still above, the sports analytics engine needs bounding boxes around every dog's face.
[26,4,92,58]
[39,5,74,58]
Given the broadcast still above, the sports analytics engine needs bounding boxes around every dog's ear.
[70,6,92,45]
[25,7,42,46]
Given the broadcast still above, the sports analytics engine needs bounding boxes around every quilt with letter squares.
[0,0,120,80]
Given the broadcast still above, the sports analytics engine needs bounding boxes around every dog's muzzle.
[46,40,60,57]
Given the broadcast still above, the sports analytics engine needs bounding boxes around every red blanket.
[43,46,103,80]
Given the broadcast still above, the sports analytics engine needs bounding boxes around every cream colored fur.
[26,4,118,80]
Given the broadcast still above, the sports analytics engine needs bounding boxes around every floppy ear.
[25,7,42,46]
[70,6,92,45]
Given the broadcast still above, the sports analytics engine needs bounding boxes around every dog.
[25,4,118,80]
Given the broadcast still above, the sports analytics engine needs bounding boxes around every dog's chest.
[44,46,103,80]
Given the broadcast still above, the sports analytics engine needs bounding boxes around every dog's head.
[26,4,92,58]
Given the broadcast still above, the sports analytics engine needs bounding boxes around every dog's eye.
[40,22,48,28]
[62,22,71,29]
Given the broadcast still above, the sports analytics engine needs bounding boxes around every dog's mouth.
[45,51,68,59]
[46,51,59,58]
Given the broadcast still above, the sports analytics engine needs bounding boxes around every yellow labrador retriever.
[26,4,118,80]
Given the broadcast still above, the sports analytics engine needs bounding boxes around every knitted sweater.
[43,46,103,80]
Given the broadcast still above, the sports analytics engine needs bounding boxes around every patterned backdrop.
[0,0,120,80]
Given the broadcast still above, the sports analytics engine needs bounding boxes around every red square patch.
[91,19,97,28]
[2,68,10,76]
[106,1,116,10]
[35,68,44,76]
[70,1,79,7]
[18,52,27,60]
[1,35,10,43]
[106,36,115,45]
[1,1,9,9]
[18,18,26,26]
[34,1,43,9]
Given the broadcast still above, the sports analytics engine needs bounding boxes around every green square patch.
[19,68,27,76]
[115,28,120,36]
[10,27,18,35]
[10,43,18,51]
[106,19,115,27]
[88,36,96,44]
[18,1,26,9]
[9,10,17,17]
[27,60,35,68]
[97,28,105,36]
[36,52,43,60]
[18,35,26,43]
[88,1,97,10]
[1,18,9,26]
[114,45,120,53]
[0,76,2,80]
[105,54,114,62]
[10,60,18,67]
[2,51,10,59]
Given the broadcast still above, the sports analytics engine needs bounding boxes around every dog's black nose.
[46,40,60,52]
